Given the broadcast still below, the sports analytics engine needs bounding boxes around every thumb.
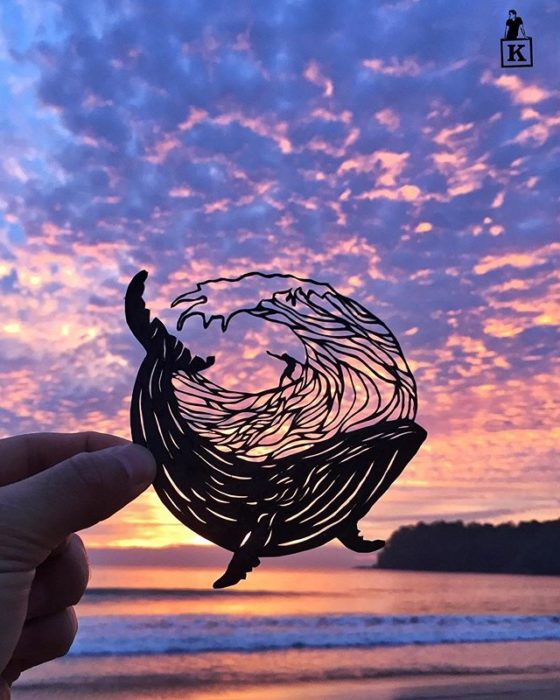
[0,444,156,569]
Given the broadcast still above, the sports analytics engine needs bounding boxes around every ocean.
[12,566,560,699]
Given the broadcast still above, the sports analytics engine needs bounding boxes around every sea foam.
[71,613,560,656]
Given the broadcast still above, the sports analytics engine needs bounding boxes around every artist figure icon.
[504,9,526,39]
[267,350,302,385]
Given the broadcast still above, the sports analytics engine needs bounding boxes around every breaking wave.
[170,272,417,461]
[69,613,560,657]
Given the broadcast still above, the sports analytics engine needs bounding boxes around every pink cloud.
[362,57,421,77]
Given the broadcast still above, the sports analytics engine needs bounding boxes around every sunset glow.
[0,0,558,555]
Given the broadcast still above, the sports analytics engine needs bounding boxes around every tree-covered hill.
[376,519,560,575]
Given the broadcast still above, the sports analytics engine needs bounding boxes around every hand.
[0,432,156,697]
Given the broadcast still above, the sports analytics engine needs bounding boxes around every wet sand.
[12,672,560,700]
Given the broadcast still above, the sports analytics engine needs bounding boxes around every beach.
[12,671,560,700]
[11,645,560,699]
[11,566,560,698]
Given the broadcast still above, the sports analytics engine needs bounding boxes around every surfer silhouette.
[504,9,526,39]
[266,350,300,384]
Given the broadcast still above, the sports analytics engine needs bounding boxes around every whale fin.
[213,517,271,589]
[338,523,385,553]
[125,270,154,348]
[213,549,261,589]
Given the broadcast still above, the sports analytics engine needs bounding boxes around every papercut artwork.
[126,270,427,588]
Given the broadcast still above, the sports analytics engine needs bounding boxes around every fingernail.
[112,444,157,486]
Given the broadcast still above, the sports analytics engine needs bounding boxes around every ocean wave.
[170,272,418,459]
[70,614,560,656]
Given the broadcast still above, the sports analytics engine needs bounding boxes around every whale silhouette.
[126,270,426,588]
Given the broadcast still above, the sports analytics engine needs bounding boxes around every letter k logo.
[501,37,533,68]
[508,44,526,62]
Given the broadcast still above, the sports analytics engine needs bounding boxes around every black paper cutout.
[126,270,427,588]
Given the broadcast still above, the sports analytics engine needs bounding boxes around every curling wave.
[170,273,417,462]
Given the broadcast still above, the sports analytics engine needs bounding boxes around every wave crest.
[170,273,417,461]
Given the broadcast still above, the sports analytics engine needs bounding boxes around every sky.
[0,0,558,560]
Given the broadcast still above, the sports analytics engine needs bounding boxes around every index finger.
[0,432,129,487]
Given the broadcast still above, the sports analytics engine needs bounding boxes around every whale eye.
[126,270,426,588]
